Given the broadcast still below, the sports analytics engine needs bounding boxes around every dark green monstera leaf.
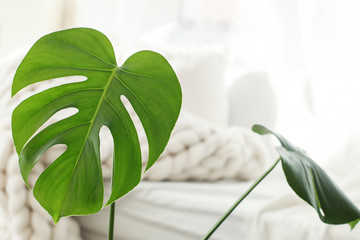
[11,28,182,223]
[252,124,360,228]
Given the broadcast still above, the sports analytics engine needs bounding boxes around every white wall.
[73,0,182,41]
[2,0,360,164]
[0,0,65,56]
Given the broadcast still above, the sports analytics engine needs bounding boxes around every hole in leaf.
[30,144,67,188]
[22,107,79,158]
[41,144,68,167]
[319,207,325,217]
[14,75,87,103]
[99,125,114,201]
[24,106,79,187]
[34,107,79,137]
[120,95,148,175]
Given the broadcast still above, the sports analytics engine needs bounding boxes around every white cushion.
[228,72,277,129]
[120,23,230,127]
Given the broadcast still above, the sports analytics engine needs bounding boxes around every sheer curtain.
[3,0,359,164]
[296,0,360,171]
[225,0,360,164]
[201,0,360,164]
[71,0,360,164]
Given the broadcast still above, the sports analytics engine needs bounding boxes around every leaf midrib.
[58,66,118,217]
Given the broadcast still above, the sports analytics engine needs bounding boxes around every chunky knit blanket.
[0,50,272,239]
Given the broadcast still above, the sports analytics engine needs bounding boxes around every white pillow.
[162,45,229,127]
[228,72,277,129]
[120,23,230,127]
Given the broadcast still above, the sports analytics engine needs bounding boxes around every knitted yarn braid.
[0,49,271,239]
[0,50,82,240]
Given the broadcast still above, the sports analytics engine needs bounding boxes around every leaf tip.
[105,199,113,207]
[12,68,22,97]
[20,170,31,189]
[349,219,360,230]
[252,124,272,135]
[53,215,60,224]
[11,86,18,98]
[144,162,154,172]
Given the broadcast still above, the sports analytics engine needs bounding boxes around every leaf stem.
[108,202,116,240]
[201,157,281,240]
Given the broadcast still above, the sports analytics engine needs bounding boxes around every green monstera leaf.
[252,124,360,228]
[12,28,182,223]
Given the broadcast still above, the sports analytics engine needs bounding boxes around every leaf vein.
[114,74,155,129]
[29,66,114,72]
[118,68,159,81]
[50,38,117,67]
